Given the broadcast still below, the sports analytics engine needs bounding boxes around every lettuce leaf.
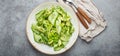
[31,6,74,51]
[48,11,58,25]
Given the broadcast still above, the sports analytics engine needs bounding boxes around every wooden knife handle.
[77,7,92,24]
[76,12,89,29]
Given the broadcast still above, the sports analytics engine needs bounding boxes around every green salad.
[31,6,74,51]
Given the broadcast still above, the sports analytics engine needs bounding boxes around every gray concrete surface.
[0,0,120,56]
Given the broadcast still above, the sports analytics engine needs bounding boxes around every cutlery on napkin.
[58,0,107,42]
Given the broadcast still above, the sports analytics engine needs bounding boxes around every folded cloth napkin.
[58,0,107,42]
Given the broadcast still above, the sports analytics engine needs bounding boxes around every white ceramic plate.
[26,2,79,55]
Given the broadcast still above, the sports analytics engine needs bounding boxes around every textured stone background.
[0,0,120,56]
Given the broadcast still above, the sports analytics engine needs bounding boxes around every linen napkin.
[58,0,107,42]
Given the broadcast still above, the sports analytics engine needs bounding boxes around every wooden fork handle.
[76,12,89,29]
[77,7,92,24]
